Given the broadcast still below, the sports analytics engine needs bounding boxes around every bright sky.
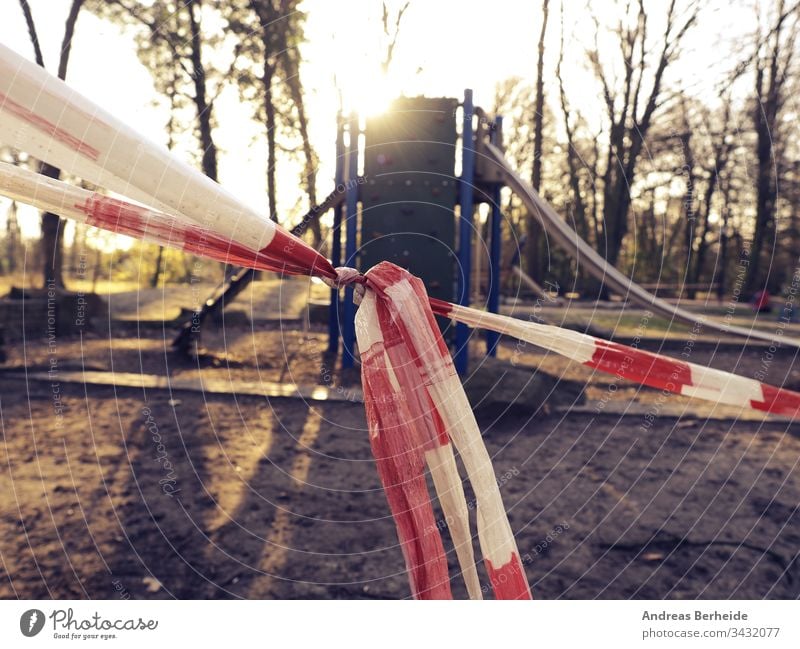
[0,0,755,243]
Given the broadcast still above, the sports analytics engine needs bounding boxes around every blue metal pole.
[342,113,359,369]
[328,114,345,354]
[455,89,475,375]
[486,115,503,357]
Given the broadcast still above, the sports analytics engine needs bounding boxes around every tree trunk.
[745,0,793,294]
[6,202,19,274]
[531,0,548,193]
[18,0,44,67]
[717,186,730,302]
[186,0,218,181]
[526,0,550,283]
[151,246,164,288]
[588,0,698,297]
[283,48,319,245]
[40,170,66,287]
[747,100,778,293]
[689,163,723,298]
[679,131,697,298]
[26,0,85,288]
[263,59,278,222]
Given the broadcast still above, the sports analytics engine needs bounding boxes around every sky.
[0,0,756,243]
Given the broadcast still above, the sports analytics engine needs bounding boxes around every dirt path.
[1,376,798,599]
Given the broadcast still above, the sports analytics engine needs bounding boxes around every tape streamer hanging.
[357,262,532,600]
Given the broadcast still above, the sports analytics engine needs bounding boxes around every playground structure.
[178,91,506,372]
[328,92,505,373]
[319,91,799,370]
[180,88,796,375]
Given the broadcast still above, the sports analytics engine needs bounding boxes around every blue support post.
[455,89,475,375]
[342,113,359,369]
[328,114,345,353]
[486,115,503,357]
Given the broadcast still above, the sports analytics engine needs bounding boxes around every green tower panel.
[359,97,458,303]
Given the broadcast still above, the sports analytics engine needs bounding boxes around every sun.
[349,75,395,117]
[336,66,397,118]
[326,26,397,118]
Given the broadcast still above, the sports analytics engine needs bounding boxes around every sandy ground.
[1,324,799,600]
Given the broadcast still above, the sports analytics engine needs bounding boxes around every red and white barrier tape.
[0,162,314,276]
[429,299,800,420]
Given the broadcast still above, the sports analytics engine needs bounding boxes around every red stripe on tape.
[0,90,100,160]
[76,195,310,275]
[361,340,453,599]
[263,226,337,280]
[751,384,800,418]
[586,340,693,393]
[376,298,450,449]
[486,553,532,600]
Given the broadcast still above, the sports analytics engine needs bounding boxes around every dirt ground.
[1,326,799,599]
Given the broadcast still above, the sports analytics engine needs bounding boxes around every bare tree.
[277,0,322,246]
[186,0,219,181]
[653,96,738,297]
[381,1,411,75]
[744,0,799,292]
[556,8,592,246]
[687,100,736,297]
[586,0,698,277]
[92,0,225,181]
[19,0,86,288]
[526,0,551,282]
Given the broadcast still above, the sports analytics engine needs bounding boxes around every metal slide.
[484,141,799,347]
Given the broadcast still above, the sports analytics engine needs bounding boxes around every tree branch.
[381,1,411,75]
[18,0,45,67]
[57,0,86,80]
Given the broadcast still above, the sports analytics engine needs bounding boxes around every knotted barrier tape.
[1,42,798,599]
[357,263,530,599]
